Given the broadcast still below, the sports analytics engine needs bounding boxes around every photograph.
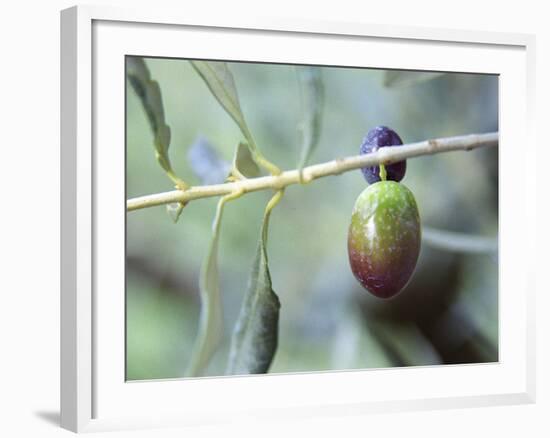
[125,56,499,381]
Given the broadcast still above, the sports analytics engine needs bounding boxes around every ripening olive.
[360,126,406,184]
[348,181,421,299]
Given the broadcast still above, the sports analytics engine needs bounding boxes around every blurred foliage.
[126,57,498,380]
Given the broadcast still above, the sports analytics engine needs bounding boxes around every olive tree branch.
[127,132,498,212]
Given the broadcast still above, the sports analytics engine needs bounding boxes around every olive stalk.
[127,132,498,212]
[379,163,387,181]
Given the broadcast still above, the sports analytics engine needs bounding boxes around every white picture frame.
[60,4,536,433]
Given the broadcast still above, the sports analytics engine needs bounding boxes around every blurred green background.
[126,58,498,380]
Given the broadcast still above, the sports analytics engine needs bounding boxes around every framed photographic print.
[61,5,536,433]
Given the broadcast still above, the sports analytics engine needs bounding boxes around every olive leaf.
[190,61,255,147]
[126,57,173,175]
[296,66,324,172]
[166,202,185,223]
[190,60,280,176]
[226,192,283,375]
[186,193,239,376]
[232,142,260,179]
[187,136,231,185]
[383,70,446,88]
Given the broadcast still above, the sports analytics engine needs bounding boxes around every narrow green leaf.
[232,142,260,179]
[226,191,283,375]
[126,57,174,175]
[383,70,445,88]
[296,66,324,171]
[190,60,281,176]
[190,61,252,143]
[186,194,235,376]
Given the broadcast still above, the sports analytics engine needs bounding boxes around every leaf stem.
[252,149,282,176]
[262,190,285,245]
[379,163,387,181]
[241,125,281,176]
[165,169,189,191]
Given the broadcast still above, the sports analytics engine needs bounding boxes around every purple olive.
[348,181,421,299]
[360,126,406,183]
